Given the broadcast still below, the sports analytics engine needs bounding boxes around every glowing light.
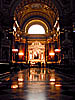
[11,85,18,89]
[50,78,55,82]
[18,50,24,56]
[50,82,55,85]
[17,34,20,37]
[55,49,61,53]
[28,24,45,34]
[12,49,18,52]
[55,84,62,87]
[18,52,24,56]
[31,62,35,64]
[13,26,16,32]
[41,54,43,60]
[18,82,23,88]
[30,54,32,59]
[49,52,55,56]
[54,34,56,36]
[57,25,60,32]
[13,31,14,35]
[15,21,19,27]
[5,78,10,81]
[18,78,24,82]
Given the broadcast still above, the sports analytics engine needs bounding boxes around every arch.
[10,0,63,17]
[25,19,49,35]
[21,15,52,31]
[9,0,62,33]
[18,11,55,29]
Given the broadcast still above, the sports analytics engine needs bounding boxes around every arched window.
[28,24,45,34]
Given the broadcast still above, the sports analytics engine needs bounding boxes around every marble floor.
[0,68,75,100]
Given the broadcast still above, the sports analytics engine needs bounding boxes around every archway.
[11,0,61,65]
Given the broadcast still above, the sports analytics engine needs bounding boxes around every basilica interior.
[0,1,75,100]
[0,0,75,66]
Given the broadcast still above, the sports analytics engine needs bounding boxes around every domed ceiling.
[0,0,71,35]
[12,0,61,37]
[14,1,59,30]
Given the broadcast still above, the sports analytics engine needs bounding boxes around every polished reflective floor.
[0,68,75,100]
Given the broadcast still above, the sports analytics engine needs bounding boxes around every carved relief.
[28,41,45,63]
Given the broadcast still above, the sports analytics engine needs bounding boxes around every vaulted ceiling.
[0,0,72,29]
[14,2,59,31]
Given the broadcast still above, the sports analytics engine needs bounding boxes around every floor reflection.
[8,68,62,100]
[0,67,75,100]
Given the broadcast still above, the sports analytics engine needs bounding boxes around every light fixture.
[50,78,55,82]
[55,49,61,53]
[49,52,55,56]
[18,50,24,56]
[18,52,24,56]
[12,49,18,52]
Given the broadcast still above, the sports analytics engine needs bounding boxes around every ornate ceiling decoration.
[14,0,59,31]
[1,0,70,8]
[0,0,72,38]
